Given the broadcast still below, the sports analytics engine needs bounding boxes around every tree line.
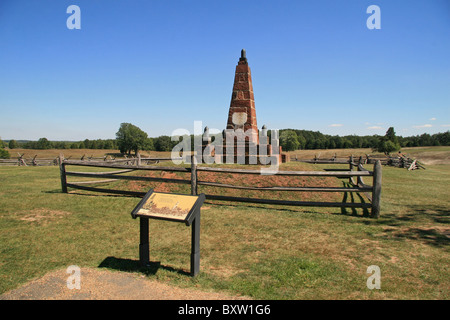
[2,123,449,159]
[278,129,450,152]
[5,138,119,150]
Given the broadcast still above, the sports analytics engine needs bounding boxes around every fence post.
[137,152,141,167]
[191,154,198,196]
[349,155,354,184]
[18,153,27,166]
[59,154,68,193]
[371,160,382,218]
[357,156,363,185]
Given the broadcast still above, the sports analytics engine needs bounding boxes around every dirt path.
[0,268,250,300]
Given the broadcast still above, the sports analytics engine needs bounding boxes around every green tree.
[8,139,18,149]
[154,135,173,151]
[342,139,353,149]
[116,123,148,155]
[376,127,401,155]
[280,130,300,151]
[436,131,449,146]
[0,137,10,159]
[37,137,53,149]
[103,140,114,150]
[296,134,306,149]
[0,148,10,159]
[385,127,398,144]
[143,137,155,151]
[328,139,336,149]
[378,140,400,155]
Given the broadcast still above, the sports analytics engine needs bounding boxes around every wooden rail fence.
[0,152,182,167]
[0,153,60,166]
[59,154,382,218]
[292,153,424,170]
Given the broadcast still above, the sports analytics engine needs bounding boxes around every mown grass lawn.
[0,159,449,299]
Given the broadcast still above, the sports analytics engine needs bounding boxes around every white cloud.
[329,124,343,127]
[429,117,437,121]
[367,126,383,130]
[441,124,450,127]
[413,124,433,129]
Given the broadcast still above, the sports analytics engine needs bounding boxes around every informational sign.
[137,193,198,221]
[131,190,205,226]
[131,189,205,276]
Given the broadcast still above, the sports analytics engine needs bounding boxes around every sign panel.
[138,193,198,221]
[131,189,205,225]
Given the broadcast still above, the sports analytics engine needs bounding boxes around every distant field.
[289,146,450,165]
[1,146,449,299]
[5,148,172,160]
[400,146,450,165]
[7,146,450,165]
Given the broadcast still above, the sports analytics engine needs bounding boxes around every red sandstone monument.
[226,49,258,144]
[203,49,284,165]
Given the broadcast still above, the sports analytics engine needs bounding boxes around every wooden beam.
[205,194,372,208]
[65,171,191,185]
[63,160,191,172]
[66,183,146,197]
[196,166,372,176]
[197,180,372,192]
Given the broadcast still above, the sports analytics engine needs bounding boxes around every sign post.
[191,213,200,276]
[131,189,205,276]
[139,216,150,266]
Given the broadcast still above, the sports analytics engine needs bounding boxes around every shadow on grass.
[382,226,450,248]
[380,204,449,248]
[98,256,190,277]
[340,182,371,218]
[373,205,449,227]
[43,189,64,194]
[402,206,449,225]
[345,202,449,247]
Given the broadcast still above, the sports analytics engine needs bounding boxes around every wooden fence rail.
[59,155,382,218]
[0,155,59,166]
[292,153,424,170]
[0,153,183,166]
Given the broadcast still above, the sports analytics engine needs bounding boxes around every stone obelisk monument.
[202,49,285,164]
[226,49,259,144]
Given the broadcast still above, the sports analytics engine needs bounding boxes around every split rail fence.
[0,154,60,166]
[0,153,172,167]
[292,153,424,170]
[59,155,382,218]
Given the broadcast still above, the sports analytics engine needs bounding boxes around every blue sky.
[0,0,449,140]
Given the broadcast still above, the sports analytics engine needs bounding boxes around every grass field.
[0,147,449,299]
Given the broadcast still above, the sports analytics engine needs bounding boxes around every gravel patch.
[0,268,250,300]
